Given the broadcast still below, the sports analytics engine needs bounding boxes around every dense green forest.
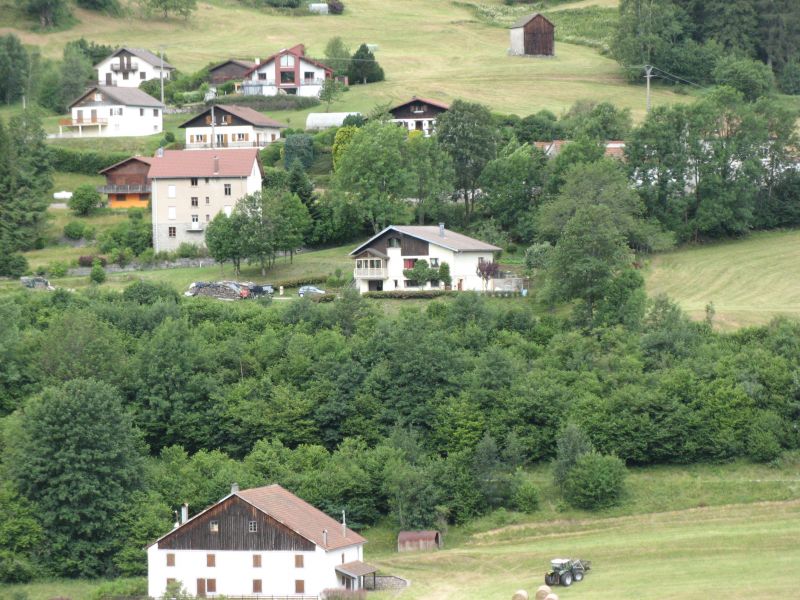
[1,283,799,580]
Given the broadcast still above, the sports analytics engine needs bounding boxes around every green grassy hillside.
[645,230,800,329]
[1,0,687,126]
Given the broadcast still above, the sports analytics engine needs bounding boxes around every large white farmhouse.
[179,104,286,150]
[95,47,174,88]
[350,224,502,293]
[59,86,163,138]
[242,44,333,98]
[147,484,375,598]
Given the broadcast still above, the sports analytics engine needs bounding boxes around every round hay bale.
[535,585,551,600]
[512,590,529,600]
[544,594,559,600]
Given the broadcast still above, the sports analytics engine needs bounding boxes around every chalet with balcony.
[95,47,174,88]
[60,86,163,138]
[388,97,450,137]
[149,148,263,253]
[350,224,501,293]
[242,44,333,98]
[179,105,286,150]
[98,156,153,209]
[147,483,375,599]
[208,59,256,86]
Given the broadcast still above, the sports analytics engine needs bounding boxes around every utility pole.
[159,45,165,105]
[644,65,653,113]
[211,104,216,149]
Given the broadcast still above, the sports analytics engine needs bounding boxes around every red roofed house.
[147,484,374,599]
[149,148,263,252]
[97,156,153,209]
[242,44,333,98]
[388,97,450,137]
[179,105,287,150]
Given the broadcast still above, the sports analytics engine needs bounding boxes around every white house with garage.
[147,484,375,599]
[350,224,502,293]
[95,47,174,88]
[242,44,333,97]
[59,85,163,138]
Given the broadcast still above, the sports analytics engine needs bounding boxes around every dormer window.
[94,93,102,102]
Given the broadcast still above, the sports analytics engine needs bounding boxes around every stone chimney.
[439,222,445,237]
[231,482,240,494]
[323,529,328,547]
[181,503,189,524]
[342,510,347,537]
[213,155,220,175]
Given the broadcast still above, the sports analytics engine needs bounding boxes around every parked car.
[298,285,325,297]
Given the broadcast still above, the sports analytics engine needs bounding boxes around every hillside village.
[1,1,800,599]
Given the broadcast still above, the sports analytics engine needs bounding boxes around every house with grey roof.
[95,47,175,88]
[349,224,502,293]
[60,86,164,138]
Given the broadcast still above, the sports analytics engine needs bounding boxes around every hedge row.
[363,290,458,299]
[48,146,130,175]
[208,94,320,112]
[271,275,328,288]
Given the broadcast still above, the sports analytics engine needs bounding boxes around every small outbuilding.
[509,13,555,57]
[397,530,443,552]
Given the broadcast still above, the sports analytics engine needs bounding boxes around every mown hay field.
[645,229,800,329]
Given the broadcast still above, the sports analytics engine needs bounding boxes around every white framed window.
[430,258,439,267]
[190,178,198,187]
[209,520,219,533]
[168,206,176,220]
[224,184,231,196]
[280,54,295,68]
[167,185,176,198]
[191,214,199,224]
[94,93,102,101]
[248,521,258,533]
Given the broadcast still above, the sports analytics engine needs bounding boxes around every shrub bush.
[327,0,345,15]
[272,275,328,288]
[48,146,129,175]
[68,184,103,216]
[90,259,106,284]
[46,262,69,278]
[0,252,29,277]
[260,143,284,168]
[122,280,180,305]
[311,293,337,303]
[512,479,540,513]
[63,221,87,240]
[283,134,315,170]
[563,451,627,510]
[137,248,156,266]
[98,217,152,256]
[78,255,107,268]
[176,242,200,258]
[553,423,593,490]
[89,579,148,600]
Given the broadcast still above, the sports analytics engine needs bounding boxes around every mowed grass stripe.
[645,230,800,327]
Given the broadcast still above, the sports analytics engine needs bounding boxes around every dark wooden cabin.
[509,13,555,57]
[208,59,256,85]
[97,156,152,209]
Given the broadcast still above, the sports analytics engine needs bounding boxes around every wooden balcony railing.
[354,268,388,279]
[59,118,108,127]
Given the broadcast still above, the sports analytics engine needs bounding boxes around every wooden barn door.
[196,578,206,598]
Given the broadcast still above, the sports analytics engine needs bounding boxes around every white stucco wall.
[96,55,171,88]
[185,125,282,149]
[68,104,162,137]
[509,28,525,55]
[244,58,327,97]
[151,162,262,252]
[147,543,363,598]
[354,242,497,293]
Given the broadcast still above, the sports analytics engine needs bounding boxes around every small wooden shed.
[509,13,555,57]
[397,530,443,552]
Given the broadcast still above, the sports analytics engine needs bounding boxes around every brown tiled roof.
[237,484,366,550]
[389,96,450,113]
[351,225,502,253]
[148,148,261,179]
[98,155,153,175]
[336,561,378,578]
[215,105,287,128]
[510,13,555,29]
